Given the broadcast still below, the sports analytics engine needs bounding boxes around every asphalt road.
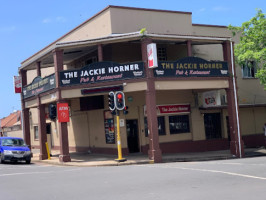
[1,156,266,200]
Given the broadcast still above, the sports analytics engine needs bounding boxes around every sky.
[0,0,265,118]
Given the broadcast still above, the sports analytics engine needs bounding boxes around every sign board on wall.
[154,57,229,77]
[147,43,158,68]
[202,90,221,107]
[22,74,56,99]
[144,104,190,116]
[14,76,22,93]
[57,103,70,123]
[60,61,144,86]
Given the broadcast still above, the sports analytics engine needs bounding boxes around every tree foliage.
[229,9,266,89]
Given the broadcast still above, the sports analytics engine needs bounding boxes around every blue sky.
[0,0,265,118]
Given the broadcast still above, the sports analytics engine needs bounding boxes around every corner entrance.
[126,119,139,153]
[204,113,222,139]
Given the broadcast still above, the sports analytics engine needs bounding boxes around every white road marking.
[0,168,81,177]
[0,171,54,177]
[138,164,266,180]
[175,166,266,180]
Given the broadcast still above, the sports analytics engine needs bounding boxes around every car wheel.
[0,157,5,164]
[26,158,31,164]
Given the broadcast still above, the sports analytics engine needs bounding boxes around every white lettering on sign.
[64,72,78,79]
[59,107,68,111]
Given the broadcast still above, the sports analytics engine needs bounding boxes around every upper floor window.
[157,47,167,61]
[34,126,39,140]
[85,56,98,65]
[242,61,257,78]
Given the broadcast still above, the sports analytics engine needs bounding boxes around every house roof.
[0,111,21,128]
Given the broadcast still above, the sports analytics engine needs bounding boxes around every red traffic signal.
[123,106,129,115]
[115,91,125,110]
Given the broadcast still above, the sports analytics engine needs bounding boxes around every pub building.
[19,6,266,163]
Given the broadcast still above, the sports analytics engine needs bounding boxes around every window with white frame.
[34,126,39,140]
[242,61,257,78]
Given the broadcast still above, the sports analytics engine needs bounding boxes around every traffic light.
[108,92,115,111]
[115,91,125,110]
[123,106,129,115]
[49,103,57,120]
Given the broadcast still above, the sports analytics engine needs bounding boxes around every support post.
[187,40,192,57]
[53,49,71,162]
[223,41,244,158]
[141,38,162,163]
[20,69,31,149]
[37,97,48,160]
[115,111,126,162]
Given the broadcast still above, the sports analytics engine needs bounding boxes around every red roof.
[0,111,21,128]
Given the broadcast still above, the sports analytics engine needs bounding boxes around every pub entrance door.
[204,113,222,139]
[126,119,140,153]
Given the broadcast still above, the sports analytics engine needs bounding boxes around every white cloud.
[198,8,206,13]
[56,16,66,23]
[42,17,66,24]
[42,18,52,24]
[0,26,16,33]
[212,6,231,12]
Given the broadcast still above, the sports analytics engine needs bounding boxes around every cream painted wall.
[110,7,192,35]
[6,130,23,138]
[60,10,112,42]
[239,107,266,136]
[192,25,231,38]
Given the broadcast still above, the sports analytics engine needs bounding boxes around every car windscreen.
[1,138,27,147]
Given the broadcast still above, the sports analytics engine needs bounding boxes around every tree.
[229,9,266,89]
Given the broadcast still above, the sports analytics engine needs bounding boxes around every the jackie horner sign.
[154,57,229,77]
[60,61,144,86]
[23,74,56,99]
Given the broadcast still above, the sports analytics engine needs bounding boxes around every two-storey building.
[19,6,266,162]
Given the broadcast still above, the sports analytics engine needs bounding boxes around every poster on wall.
[202,90,221,107]
[104,111,115,144]
[14,76,22,93]
[57,103,70,122]
[147,43,158,68]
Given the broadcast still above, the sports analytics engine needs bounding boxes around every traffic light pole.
[115,110,127,162]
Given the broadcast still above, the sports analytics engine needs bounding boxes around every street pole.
[115,110,126,162]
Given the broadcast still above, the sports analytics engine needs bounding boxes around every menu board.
[104,111,115,144]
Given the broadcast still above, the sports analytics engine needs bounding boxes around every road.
[1,156,266,200]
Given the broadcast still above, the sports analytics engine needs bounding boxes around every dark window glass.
[157,116,166,135]
[80,95,104,111]
[34,126,39,140]
[144,116,166,137]
[242,61,257,78]
[169,115,190,134]
[157,47,167,61]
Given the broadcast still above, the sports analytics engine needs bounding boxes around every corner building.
[19,6,266,162]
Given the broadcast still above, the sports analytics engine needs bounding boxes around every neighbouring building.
[0,111,22,138]
[18,6,266,162]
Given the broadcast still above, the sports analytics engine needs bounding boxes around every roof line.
[21,5,192,66]
[193,23,228,28]
[108,5,192,15]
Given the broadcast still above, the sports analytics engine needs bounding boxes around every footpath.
[31,147,266,167]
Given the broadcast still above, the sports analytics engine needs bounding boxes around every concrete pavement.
[31,147,266,167]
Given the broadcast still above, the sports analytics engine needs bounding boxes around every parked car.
[0,137,32,164]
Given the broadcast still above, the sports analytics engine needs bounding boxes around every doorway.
[46,123,53,155]
[126,119,140,153]
[204,113,222,139]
